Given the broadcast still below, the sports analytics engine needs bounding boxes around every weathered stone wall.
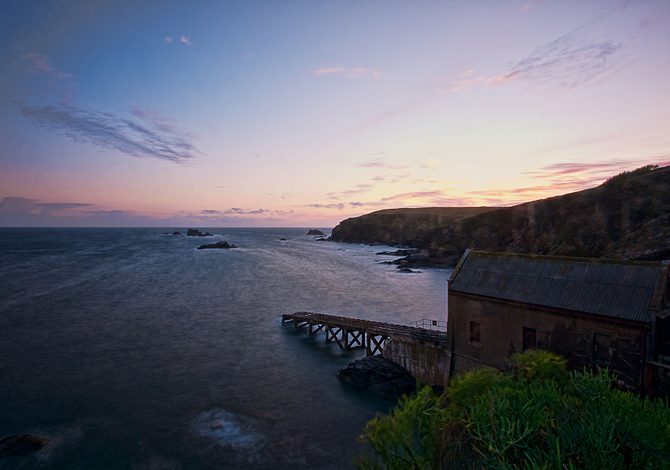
[448,293,646,391]
[383,337,451,387]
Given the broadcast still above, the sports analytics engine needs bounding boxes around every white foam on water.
[193,409,261,449]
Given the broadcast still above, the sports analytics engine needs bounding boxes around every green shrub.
[357,387,448,470]
[447,367,512,411]
[358,351,670,469]
[510,349,568,384]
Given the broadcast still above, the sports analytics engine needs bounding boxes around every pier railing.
[411,319,447,332]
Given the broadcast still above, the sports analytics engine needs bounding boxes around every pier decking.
[282,311,448,356]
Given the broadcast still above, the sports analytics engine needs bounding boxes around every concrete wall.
[383,337,451,388]
[448,293,646,391]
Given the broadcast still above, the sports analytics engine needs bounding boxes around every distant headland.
[329,165,670,268]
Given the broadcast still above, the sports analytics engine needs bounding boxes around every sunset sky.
[1,0,669,227]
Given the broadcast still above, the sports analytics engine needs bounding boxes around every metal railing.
[411,319,447,332]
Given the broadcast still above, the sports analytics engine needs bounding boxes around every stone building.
[446,250,670,394]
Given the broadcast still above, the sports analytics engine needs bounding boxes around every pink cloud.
[520,1,539,12]
[467,158,670,205]
[313,66,381,79]
[438,70,487,95]
[313,66,345,76]
[381,190,444,202]
[22,52,70,79]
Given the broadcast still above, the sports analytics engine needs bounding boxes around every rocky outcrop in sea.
[197,241,237,250]
[337,356,415,399]
[187,228,213,237]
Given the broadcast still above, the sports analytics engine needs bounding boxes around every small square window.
[523,327,536,351]
[469,321,481,345]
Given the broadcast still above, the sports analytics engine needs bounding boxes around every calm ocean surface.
[0,228,449,469]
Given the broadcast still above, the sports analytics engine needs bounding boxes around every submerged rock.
[337,356,416,399]
[0,434,49,458]
[315,237,328,241]
[197,241,237,250]
[279,238,288,241]
[172,231,182,236]
[306,229,325,236]
[187,228,213,237]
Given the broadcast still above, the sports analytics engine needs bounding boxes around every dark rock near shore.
[197,241,237,250]
[0,434,49,458]
[397,267,420,273]
[394,249,461,269]
[187,228,213,237]
[377,249,460,269]
[316,237,328,241]
[307,229,326,236]
[337,356,416,399]
[376,249,418,256]
[172,231,182,236]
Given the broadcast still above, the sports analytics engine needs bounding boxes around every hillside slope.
[328,207,494,247]
[330,165,670,261]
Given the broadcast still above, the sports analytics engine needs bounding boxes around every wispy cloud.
[0,197,92,215]
[438,69,488,95]
[529,160,633,178]
[304,203,347,210]
[200,208,294,217]
[22,52,71,80]
[313,66,381,79]
[520,0,540,13]
[0,197,134,226]
[525,158,670,180]
[494,26,623,88]
[439,21,625,96]
[19,102,198,164]
[381,190,445,202]
[356,158,409,170]
[163,36,173,44]
[469,158,670,204]
[179,35,191,46]
[0,197,301,227]
[303,201,386,211]
[326,183,373,200]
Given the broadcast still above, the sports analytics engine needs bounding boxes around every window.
[523,327,536,351]
[593,333,611,364]
[469,321,481,345]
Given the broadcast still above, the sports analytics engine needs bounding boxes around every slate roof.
[449,250,668,323]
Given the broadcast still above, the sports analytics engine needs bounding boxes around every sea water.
[0,228,449,469]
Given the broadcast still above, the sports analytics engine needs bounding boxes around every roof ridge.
[468,250,666,267]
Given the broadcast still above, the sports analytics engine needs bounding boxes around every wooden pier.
[282,312,448,356]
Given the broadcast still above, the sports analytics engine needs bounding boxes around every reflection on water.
[0,228,449,469]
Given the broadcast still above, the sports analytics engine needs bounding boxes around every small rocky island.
[187,228,213,237]
[197,241,237,250]
[306,229,325,236]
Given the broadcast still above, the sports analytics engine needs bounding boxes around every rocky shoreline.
[376,248,461,270]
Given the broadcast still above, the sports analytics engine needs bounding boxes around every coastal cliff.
[330,165,670,262]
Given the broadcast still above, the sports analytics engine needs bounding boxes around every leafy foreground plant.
[358,351,670,469]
